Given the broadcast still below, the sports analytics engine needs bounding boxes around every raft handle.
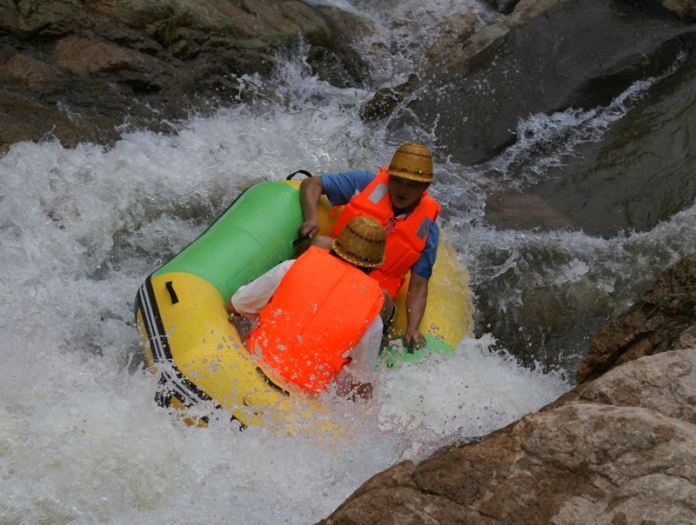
[286,169,314,180]
[165,281,179,305]
[292,234,310,247]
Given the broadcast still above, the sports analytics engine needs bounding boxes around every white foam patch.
[0,328,567,523]
[376,335,568,450]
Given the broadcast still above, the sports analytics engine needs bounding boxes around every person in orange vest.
[226,216,388,399]
[298,143,440,350]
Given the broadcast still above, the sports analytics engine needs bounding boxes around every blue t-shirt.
[320,170,439,279]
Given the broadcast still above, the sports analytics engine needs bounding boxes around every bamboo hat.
[388,142,433,183]
[332,216,386,268]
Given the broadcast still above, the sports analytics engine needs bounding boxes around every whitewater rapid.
[2,0,694,523]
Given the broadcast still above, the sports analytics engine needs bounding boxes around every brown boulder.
[0,50,63,85]
[53,35,159,75]
[0,0,371,151]
[661,0,696,20]
[322,349,696,524]
[577,255,696,384]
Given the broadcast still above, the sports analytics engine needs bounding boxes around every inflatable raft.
[135,177,474,430]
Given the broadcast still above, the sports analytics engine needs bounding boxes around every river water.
[1,1,694,523]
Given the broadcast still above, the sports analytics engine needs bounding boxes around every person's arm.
[337,315,383,400]
[403,220,438,349]
[299,171,375,238]
[226,260,294,316]
[299,177,325,238]
[404,274,428,349]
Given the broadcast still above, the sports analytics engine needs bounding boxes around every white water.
[0,103,568,524]
[1,1,694,523]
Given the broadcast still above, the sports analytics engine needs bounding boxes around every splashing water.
[1,0,694,522]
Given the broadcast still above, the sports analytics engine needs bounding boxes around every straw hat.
[332,216,386,268]
[388,142,433,183]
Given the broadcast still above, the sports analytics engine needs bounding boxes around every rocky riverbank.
[321,256,696,524]
[0,0,369,153]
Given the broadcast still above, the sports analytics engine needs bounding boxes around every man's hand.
[300,217,320,238]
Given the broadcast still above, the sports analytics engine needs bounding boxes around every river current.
[1,1,694,523]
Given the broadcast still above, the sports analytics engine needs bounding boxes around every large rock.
[661,0,696,20]
[401,0,696,165]
[321,349,696,524]
[577,255,696,383]
[484,42,696,237]
[575,350,696,425]
[0,0,371,151]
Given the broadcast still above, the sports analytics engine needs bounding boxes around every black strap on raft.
[165,281,179,305]
[286,171,314,246]
[286,169,314,180]
[292,234,310,247]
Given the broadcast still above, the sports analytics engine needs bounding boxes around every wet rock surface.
[0,0,369,152]
[484,38,696,237]
[661,0,696,20]
[577,254,696,383]
[402,0,696,166]
[322,353,696,523]
[321,257,696,524]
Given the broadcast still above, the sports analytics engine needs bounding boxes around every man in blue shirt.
[298,143,440,349]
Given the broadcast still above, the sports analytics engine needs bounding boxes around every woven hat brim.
[332,241,385,268]
[388,168,433,183]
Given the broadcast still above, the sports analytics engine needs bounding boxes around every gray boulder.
[402,0,696,165]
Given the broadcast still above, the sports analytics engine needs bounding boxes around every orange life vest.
[330,166,441,297]
[246,246,384,394]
